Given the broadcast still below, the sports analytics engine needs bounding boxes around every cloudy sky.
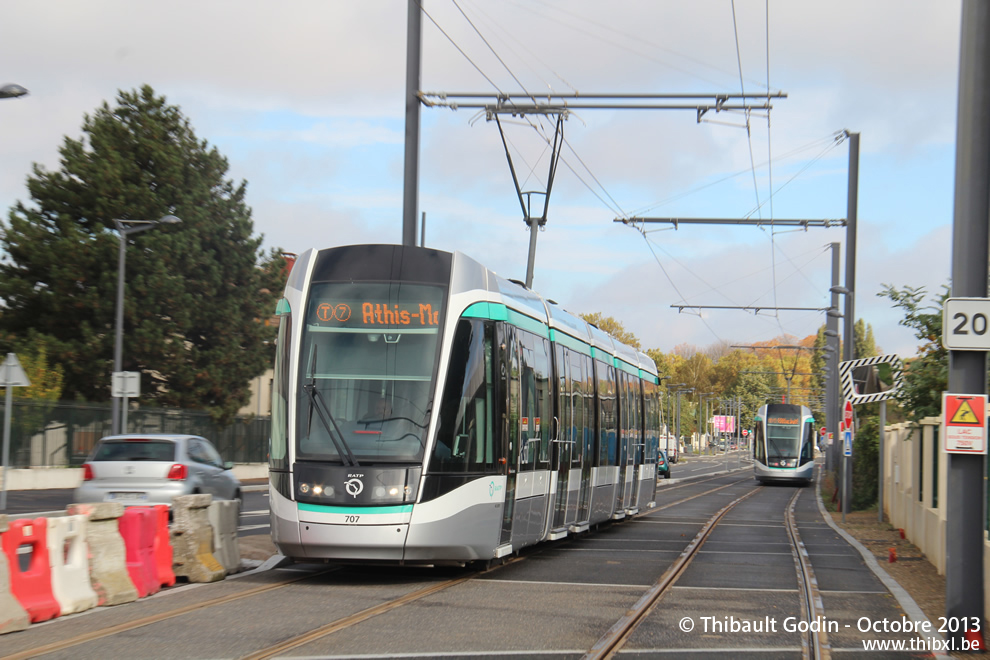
[0,1,964,358]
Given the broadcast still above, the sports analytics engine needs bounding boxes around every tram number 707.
[344,515,360,524]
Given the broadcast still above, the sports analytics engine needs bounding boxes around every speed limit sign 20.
[943,298,990,351]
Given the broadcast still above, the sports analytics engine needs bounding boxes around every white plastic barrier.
[207,499,241,575]
[46,515,99,615]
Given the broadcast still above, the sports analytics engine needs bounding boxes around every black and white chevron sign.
[838,354,904,404]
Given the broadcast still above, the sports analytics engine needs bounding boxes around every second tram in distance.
[267,244,663,565]
[752,403,816,484]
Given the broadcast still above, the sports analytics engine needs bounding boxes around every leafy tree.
[879,284,950,422]
[580,312,640,349]
[0,85,287,423]
[0,333,65,401]
[854,319,879,359]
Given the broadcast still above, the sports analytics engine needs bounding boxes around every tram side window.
[580,353,595,465]
[270,310,291,472]
[518,330,551,471]
[597,361,617,466]
[754,424,766,462]
[632,378,644,465]
[801,422,815,464]
[432,319,495,473]
[569,351,591,466]
[616,371,642,464]
[642,380,659,463]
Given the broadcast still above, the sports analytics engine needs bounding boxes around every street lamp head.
[0,84,28,99]
[158,214,182,225]
[824,329,839,337]
[830,285,851,295]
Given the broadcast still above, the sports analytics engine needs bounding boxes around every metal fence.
[3,398,271,468]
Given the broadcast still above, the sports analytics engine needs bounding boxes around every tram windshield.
[764,408,806,468]
[295,281,444,464]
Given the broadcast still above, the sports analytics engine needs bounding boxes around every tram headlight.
[371,484,406,502]
[313,485,323,495]
[299,482,311,494]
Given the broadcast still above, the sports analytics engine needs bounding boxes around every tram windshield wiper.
[305,347,359,467]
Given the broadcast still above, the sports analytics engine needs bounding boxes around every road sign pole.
[878,401,885,524]
[0,353,31,511]
[1,382,11,511]
[946,0,990,646]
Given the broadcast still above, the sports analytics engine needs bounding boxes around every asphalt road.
[0,484,272,538]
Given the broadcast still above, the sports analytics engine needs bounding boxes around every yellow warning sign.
[950,399,981,424]
[943,392,988,455]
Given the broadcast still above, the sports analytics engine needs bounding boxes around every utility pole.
[841,131,859,521]
[401,0,422,247]
[945,0,988,646]
[825,242,842,475]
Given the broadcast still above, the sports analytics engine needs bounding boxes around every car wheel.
[664,472,670,479]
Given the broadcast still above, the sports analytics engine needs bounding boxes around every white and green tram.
[268,244,662,565]
[752,403,816,485]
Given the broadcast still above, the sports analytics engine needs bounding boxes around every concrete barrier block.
[207,499,242,575]
[170,495,225,583]
[47,515,99,615]
[67,502,124,522]
[0,515,30,635]
[66,503,138,606]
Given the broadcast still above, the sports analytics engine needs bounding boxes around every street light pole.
[111,215,181,434]
[675,388,694,453]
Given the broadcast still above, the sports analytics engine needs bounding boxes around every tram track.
[785,484,831,660]
[584,482,764,659]
[3,473,763,660]
[584,474,832,660]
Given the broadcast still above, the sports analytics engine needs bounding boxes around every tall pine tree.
[0,85,286,423]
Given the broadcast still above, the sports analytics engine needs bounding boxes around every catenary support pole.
[826,242,840,477]
[946,0,989,645]
[401,0,422,247]
[842,132,859,520]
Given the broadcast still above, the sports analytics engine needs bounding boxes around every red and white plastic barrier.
[118,507,160,598]
[0,515,29,634]
[46,514,99,615]
[1,518,61,623]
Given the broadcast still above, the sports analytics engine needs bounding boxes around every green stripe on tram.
[549,329,592,356]
[298,503,414,515]
[461,302,549,338]
[462,302,507,321]
[614,359,640,377]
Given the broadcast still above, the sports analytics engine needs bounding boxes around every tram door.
[497,325,517,548]
[615,371,638,513]
[551,345,587,531]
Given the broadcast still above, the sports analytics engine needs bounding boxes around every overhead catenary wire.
[425,2,832,351]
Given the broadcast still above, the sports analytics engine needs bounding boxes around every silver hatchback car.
[74,434,242,507]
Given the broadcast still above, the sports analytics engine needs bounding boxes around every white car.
[74,433,242,507]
